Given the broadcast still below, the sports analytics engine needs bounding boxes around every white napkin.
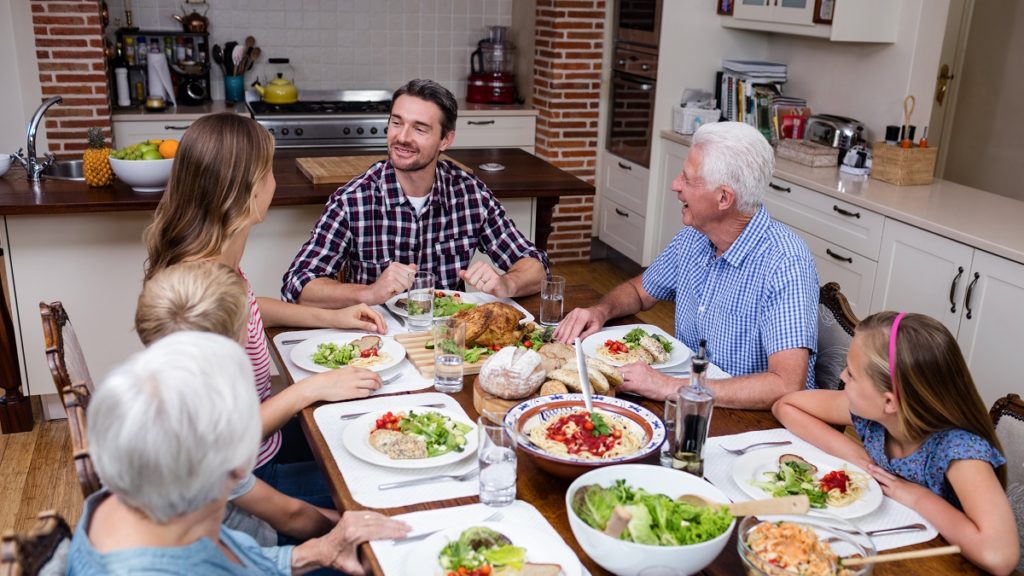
[146,52,176,105]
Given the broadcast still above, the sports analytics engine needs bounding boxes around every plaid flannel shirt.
[282,159,550,302]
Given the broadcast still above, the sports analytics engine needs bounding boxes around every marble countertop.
[661,130,1024,266]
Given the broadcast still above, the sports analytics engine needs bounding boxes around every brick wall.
[31,1,110,158]
[533,0,604,263]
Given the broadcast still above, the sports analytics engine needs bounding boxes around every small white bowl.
[0,154,12,177]
[566,463,736,576]
[109,157,173,193]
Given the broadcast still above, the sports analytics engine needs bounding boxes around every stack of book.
[719,60,788,140]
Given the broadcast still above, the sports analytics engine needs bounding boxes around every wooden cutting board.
[393,330,489,378]
[296,154,471,184]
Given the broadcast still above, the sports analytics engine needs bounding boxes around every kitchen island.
[0,147,592,431]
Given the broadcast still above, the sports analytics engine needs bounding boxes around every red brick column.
[533,0,604,263]
[30,1,111,159]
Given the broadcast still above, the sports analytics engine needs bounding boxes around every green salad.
[572,479,733,546]
[433,292,477,317]
[400,410,473,457]
[311,342,361,369]
[438,527,526,575]
[752,460,828,508]
[623,328,674,353]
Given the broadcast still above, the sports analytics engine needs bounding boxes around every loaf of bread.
[479,346,547,400]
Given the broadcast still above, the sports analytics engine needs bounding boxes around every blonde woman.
[143,113,384,508]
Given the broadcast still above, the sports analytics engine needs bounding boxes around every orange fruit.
[158,139,179,159]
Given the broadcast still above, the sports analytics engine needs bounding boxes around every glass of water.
[539,275,565,326]
[478,417,517,507]
[661,397,677,467]
[406,271,435,331]
[433,317,465,393]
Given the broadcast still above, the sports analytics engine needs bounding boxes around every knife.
[574,337,594,413]
[384,305,407,327]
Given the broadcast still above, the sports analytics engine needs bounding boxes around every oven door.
[608,72,656,168]
[616,0,662,47]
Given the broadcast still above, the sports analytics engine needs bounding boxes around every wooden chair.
[814,282,860,390]
[0,511,72,576]
[990,393,1024,488]
[39,302,101,498]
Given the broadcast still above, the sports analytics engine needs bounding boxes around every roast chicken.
[451,302,526,347]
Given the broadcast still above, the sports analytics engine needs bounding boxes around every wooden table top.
[266,285,978,576]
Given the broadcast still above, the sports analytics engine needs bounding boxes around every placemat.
[312,393,480,508]
[704,428,938,551]
[369,500,588,576]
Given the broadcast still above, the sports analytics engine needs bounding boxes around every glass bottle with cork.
[672,339,715,476]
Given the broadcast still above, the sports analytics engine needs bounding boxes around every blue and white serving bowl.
[503,393,665,478]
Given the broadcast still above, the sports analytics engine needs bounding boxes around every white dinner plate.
[341,407,478,469]
[384,290,535,323]
[580,324,690,369]
[731,445,884,519]
[404,520,582,576]
[290,332,405,374]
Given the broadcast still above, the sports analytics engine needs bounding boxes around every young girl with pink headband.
[773,311,1019,574]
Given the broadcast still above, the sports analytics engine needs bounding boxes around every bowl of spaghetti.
[738,513,876,576]
[502,394,665,479]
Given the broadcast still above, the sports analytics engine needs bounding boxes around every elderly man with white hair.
[555,122,818,409]
[67,331,409,575]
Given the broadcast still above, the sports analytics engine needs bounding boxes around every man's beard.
[389,142,435,173]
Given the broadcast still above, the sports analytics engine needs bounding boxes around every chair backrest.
[814,282,859,390]
[0,511,72,576]
[991,393,1024,488]
[63,383,101,498]
[39,302,94,399]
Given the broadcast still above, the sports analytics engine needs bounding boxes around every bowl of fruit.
[108,139,178,193]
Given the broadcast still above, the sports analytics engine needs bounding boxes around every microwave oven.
[615,0,662,48]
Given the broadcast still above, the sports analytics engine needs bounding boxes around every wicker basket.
[870,142,938,186]
[776,138,837,167]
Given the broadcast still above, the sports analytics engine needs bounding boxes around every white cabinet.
[597,151,649,264]
[113,119,195,147]
[652,139,688,258]
[723,0,901,43]
[452,114,536,154]
[871,219,1024,407]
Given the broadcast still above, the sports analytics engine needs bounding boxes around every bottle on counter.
[175,37,186,62]
[124,36,135,65]
[136,36,147,65]
[672,339,714,476]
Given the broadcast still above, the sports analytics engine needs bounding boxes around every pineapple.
[83,127,113,187]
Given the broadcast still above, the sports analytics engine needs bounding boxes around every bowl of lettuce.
[566,464,735,576]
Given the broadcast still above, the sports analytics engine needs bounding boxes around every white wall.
[2,0,46,155]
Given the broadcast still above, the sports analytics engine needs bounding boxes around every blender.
[467,26,517,105]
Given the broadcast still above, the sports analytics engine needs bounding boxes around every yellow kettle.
[251,73,298,105]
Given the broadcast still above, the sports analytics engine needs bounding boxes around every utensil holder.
[223,75,244,104]
[870,142,938,186]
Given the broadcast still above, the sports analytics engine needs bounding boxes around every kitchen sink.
[41,159,85,181]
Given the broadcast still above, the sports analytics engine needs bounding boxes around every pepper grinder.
[672,339,715,476]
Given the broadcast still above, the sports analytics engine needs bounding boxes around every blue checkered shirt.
[642,206,819,387]
[282,159,550,302]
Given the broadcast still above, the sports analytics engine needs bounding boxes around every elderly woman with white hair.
[67,331,409,575]
[554,121,819,409]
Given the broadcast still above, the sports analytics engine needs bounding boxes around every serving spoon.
[841,545,960,567]
[676,493,811,516]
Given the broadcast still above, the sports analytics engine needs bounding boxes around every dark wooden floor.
[0,259,673,534]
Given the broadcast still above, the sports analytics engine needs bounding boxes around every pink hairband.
[888,312,907,400]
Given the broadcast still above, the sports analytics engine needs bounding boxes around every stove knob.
[343,127,351,135]
[281,128,290,136]
[356,127,365,135]
[370,127,378,135]
[295,128,303,136]
[383,126,388,134]
[267,128,275,136]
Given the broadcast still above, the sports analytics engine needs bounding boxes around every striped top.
[241,270,280,468]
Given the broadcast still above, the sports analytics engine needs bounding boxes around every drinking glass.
[433,317,465,394]
[660,396,677,467]
[406,271,435,331]
[539,275,565,326]
[478,417,517,507]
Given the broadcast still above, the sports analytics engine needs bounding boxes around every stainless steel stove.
[248,90,392,148]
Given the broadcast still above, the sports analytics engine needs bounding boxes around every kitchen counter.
[111,100,247,121]
[661,130,1024,266]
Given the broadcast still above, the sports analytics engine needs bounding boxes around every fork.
[378,467,480,491]
[720,440,792,455]
[394,510,504,545]
[338,401,444,421]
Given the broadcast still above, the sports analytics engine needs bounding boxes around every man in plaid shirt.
[554,122,819,410]
[282,79,549,308]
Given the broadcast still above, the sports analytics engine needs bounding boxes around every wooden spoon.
[677,493,810,516]
[841,545,960,567]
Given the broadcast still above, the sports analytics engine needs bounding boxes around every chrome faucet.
[11,96,62,182]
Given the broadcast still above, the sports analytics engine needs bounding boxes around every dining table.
[265,284,981,576]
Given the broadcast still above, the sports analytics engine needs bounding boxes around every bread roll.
[539,380,568,396]
[538,342,574,366]
[479,346,546,400]
[586,357,623,388]
[547,366,610,393]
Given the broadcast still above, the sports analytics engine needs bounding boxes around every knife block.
[871,142,938,186]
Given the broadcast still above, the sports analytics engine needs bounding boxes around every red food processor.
[467,26,518,105]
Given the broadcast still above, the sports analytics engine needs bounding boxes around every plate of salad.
[580,324,690,369]
[341,407,478,469]
[385,290,536,323]
[731,446,883,519]
[404,522,581,576]
[290,332,406,374]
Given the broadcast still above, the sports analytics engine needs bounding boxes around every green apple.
[141,149,163,161]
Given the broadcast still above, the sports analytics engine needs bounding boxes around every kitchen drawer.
[600,150,649,216]
[113,119,194,147]
[763,178,884,260]
[452,115,535,149]
[599,197,646,264]
[791,227,877,315]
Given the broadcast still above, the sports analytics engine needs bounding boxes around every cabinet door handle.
[948,266,964,313]
[769,182,791,193]
[617,162,632,171]
[614,208,629,218]
[964,272,980,320]
[825,248,853,263]
[832,205,861,219]
[466,120,495,126]
[164,125,190,130]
